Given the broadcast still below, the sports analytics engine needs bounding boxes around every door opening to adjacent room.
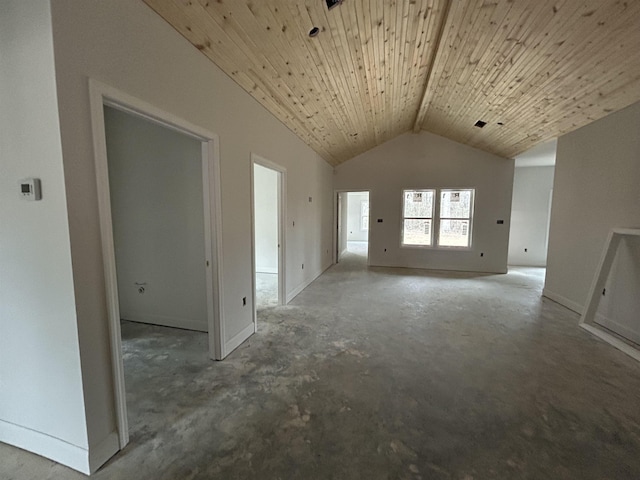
[251,156,286,311]
[337,191,370,263]
[90,80,224,450]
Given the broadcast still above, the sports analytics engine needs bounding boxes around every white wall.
[105,107,207,332]
[508,166,555,266]
[346,192,369,242]
[337,192,349,257]
[335,132,514,273]
[47,0,333,471]
[253,164,279,274]
[545,100,640,313]
[0,0,89,473]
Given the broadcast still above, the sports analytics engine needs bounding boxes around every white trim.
[224,323,256,355]
[88,79,224,455]
[0,419,90,475]
[595,314,640,346]
[286,265,330,303]
[542,288,583,314]
[579,228,640,362]
[250,154,287,332]
[120,314,208,333]
[88,431,119,473]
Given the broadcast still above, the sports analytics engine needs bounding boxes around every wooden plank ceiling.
[143,0,640,165]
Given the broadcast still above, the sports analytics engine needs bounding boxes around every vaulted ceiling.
[143,0,640,166]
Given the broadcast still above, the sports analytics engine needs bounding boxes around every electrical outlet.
[302,263,304,270]
[480,252,484,257]
[243,296,247,306]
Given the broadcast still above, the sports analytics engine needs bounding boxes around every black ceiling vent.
[326,0,343,10]
[474,120,487,128]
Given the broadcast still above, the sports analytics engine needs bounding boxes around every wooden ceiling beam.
[412,0,453,133]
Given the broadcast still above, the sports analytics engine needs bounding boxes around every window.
[439,189,474,248]
[360,200,369,231]
[402,189,435,246]
[401,188,475,248]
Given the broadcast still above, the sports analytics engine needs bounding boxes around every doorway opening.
[337,191,370,263]
[89,80,223,450]
[251,155,286,314]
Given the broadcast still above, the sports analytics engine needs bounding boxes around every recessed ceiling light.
[326,0,343,10]
[497,122,504,126]
[309,27,320,37]
[474,120,487,128]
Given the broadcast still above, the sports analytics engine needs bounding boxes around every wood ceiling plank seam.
[360,0,390,150]
[145,0,320,147]
[423,0,585,147]
[310,1,372,153]
[357,0,383,143]
[220,1,346,140]
[442,1,514,137]
[397,0,417,130]
[370,0,388,140]
[412,0,460,132]
[380,0,396,141]
[187,0,328,137]
[445,0,533,125]
[426,0,482,117]
[486,0,629,114]
[390,1,406,141]
[404,0,438,117]
[287,2,360,145]
[399,0,426,123]
[482,5,640,152]
[492,2,640,126]
[336,2,373,145]
[423,2,478,131]
[477,0,604,124]
[444,0,556,142]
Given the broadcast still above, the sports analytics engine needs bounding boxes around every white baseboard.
[0,419,90,474]
[223,322,255,358]
[89,431,119,473]
[120,312,207,332]
[542,289,583,314]
[286,266,328,303]
[580,323,640,363]
[595,314,640,346]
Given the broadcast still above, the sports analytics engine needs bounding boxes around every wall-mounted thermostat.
[20,178,42,201]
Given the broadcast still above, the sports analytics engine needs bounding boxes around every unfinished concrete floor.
[4,254,640,479]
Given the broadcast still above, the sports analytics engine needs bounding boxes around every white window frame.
[401,189,436,247]
[400,188,475,249]
[437,188,475,249]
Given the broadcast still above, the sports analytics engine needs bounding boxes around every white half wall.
[545,100,640,313]
[253,164,279,274]
[347,192,369,242]
[508,166,555,267]
[48,0,333,470]
[335,132,514,273]
[0,0,89,473]
[104,106,207,332]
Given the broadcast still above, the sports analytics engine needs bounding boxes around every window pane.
[440,190,471,218]
[403,219,432,246]
[439,219,470,247]
[403,190,433,218]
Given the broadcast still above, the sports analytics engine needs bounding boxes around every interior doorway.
[337,191,370,263]
[90,80,224,450]
[251,155,286,313]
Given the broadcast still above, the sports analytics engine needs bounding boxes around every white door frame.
[333,189,371,265]
[88,79,224,449]
[250,153,287,325]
